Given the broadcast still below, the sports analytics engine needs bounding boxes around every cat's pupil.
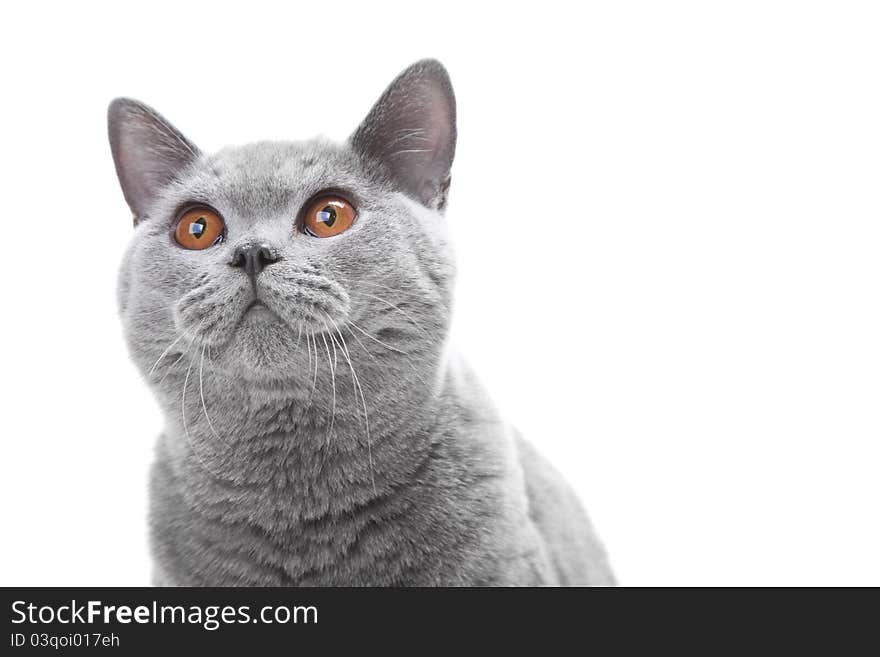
[318,206,337,227]
[189,217,207,238]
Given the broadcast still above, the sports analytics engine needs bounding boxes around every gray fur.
[109,59,614,586]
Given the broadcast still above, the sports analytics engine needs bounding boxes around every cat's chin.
[205,309,304,379]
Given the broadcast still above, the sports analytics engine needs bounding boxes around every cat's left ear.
[108,98,200,225]
[350,59,457,211]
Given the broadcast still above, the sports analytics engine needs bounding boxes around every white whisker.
[332,326,376,495]
[329,272,426,300]
[348,320,408,354]
[320,330,337,444]
[148,330,187,376]
[130,304,176,319]
[181,348,223,479]
[295,323,303,352]
[342,319,428,387]
[310,333,319,396]
[346,290,430,337]
[157,351,187,385]
[155,327,202,385]
[199,343,229,447]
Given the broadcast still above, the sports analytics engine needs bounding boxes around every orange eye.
[303,195,356,238]
[174,207,225,250]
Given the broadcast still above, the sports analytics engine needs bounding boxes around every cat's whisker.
[199,343,229,447]
[326,313,428,388]
[131,305,176,318]
[301,333,322,416]
[317,261,419,298]
[148,330,187,376]
[329,272,428,300]
[348,322,429,388]
[153,325,203,385]
[311,333,319,396]
[156,351,188,386]
[181,347,224,480]
[324,315,358,360]
[343,314,428,377]
[347,320,409,355]
[330,327,338,369]
[333,327,376,495]
[294,323,303,353]
[344,290,431,338]
[327,318,354,364]
[341,324,380,365]
[320,329,337,445]
[327,315,386,373]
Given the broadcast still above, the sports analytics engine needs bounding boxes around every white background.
[1,1,878,586]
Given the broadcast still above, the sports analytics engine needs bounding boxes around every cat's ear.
[107,98,200,224]
[350,59,457,211]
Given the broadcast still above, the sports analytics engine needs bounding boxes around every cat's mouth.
[174,264,352,357]
[240,297,282,323]
[245,298,271,313]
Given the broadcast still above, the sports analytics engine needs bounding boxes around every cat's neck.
[154,349,447,522]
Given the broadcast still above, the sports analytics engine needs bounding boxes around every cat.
[108,59,614,586]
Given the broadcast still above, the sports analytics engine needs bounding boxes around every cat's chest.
[151,440,434,585]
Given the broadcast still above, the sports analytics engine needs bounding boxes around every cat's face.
[111,60,457,384]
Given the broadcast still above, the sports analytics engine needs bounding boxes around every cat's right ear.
[107,98,200,225]
[350,59,457,211]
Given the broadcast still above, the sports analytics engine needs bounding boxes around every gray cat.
[108,59,614,586]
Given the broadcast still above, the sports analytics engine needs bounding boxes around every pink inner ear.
[423,83,454,160]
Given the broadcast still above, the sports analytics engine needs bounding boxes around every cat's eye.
[174,207,225,250]
[303,195,356,238]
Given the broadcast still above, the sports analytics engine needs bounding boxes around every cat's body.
[110,60,614,586]
[148,356,612,585]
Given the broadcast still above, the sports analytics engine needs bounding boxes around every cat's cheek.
[116,261,133,316]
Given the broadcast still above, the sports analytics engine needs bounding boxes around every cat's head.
[110,60,457,386]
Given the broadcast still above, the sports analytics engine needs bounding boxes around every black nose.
[230,243,280,278]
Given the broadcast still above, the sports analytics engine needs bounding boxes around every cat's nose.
[230,243,280,279]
